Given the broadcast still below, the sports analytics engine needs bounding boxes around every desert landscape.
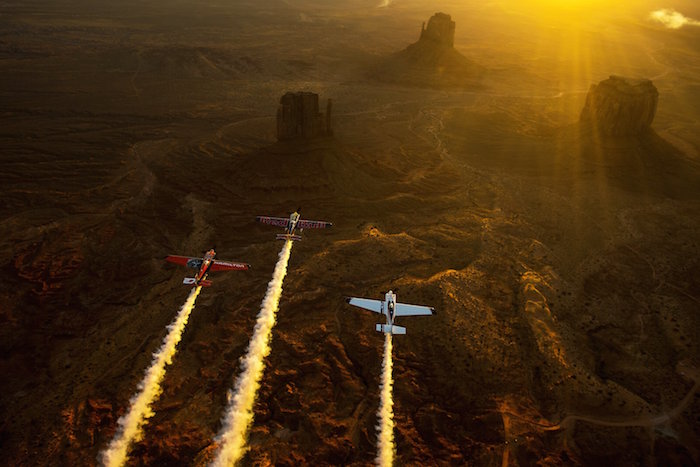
[1,0,699,465]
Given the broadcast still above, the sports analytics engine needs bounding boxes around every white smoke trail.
[376,332,395,467]
[101,285,203,467]
[212,239,293,467]
[650,9,700,29]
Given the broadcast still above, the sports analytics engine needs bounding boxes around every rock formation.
[368,12,482,88]
[580,76,658,136]
[276,92,332,141]
[419,12,455,47]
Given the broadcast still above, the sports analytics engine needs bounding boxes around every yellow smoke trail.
[376,332,395,467]
[101,286,202,467]
[212,239,293,467]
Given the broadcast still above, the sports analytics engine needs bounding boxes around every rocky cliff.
[580,76,658,136]
[419,12,455,48]
[368,12,482,88]
[277,92,332,141]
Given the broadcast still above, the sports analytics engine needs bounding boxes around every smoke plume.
[101,286,203,467]
[650,9,700,29]
[211,239,293,466]
[376,332,395,467]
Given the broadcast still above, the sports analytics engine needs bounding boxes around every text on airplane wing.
[347,297,383,314]
[394,303,434,317]
[210,260,250,272]
[296,220,332,229]
[256,216,291,227]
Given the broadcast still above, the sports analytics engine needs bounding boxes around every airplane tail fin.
[376,324,406,335]
[183,278,212,287]
[276,233,302,241]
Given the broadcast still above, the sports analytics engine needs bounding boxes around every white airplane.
[346,290,435,335]
[256,208,332,241]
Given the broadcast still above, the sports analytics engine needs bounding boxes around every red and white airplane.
[346,290,435,335]
[165,248,250,287]
[256,209,332,241]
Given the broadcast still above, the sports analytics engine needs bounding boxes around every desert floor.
[1,1,699,465]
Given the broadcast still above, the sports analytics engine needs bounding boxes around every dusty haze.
[1,0,699,465]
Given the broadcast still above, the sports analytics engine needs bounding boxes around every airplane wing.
[256,216,291,228]
[394,303,435,317]
[210,260,250,272]
[346,297,383,314]
[165,255,198,266]
[297,219,333,229]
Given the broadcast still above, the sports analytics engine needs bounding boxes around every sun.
[497,0,635,27]
[515,0,622,16]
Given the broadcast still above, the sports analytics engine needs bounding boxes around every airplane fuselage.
[286,212,301,236]
[384,291,397,325]
[193,249,216,285]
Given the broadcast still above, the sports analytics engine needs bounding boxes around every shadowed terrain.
[1,0,699,465]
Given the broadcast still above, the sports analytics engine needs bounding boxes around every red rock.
[276,92,333,141]
[580,75,658,136]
